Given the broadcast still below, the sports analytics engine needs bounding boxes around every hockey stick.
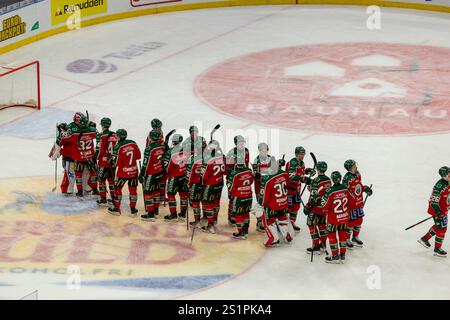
[299,152,317,198]
[164,129,176,148]
[210,124,220,143]
[405,216,433,231]
[139,161,145,217]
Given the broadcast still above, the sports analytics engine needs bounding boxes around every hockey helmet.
[100,117,111,129]
[331,171,342,184]
[116,129,127,141]
[316,161,327,173]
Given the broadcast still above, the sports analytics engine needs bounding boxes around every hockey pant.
[347,207,365,238]
[60,159,75,194]
[327,223,348,256]
[114,177,138,210]
[288,193,302,224]
[74,161,97,192]
[262,208,292,246]
[423,215,448,249]
[306,213,327,247]
[143,173,163,214]
[97,166,115,200]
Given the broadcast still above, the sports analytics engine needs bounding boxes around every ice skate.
[418,237,431,249]
[352,236,363,247]
[433,247,447,257]
[325,254,340,264]
[108,206,121,216]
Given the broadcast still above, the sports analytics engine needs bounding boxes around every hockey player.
[139,130,166,221]
[260,157,292,247]
[227,162,254,239]
[145,118,164,146]
[225,135,250,225]
[145,119,166,207]
[108,129,141,216]
[163,134,189,221]
[201,140,225,234]
[343,159,373,248]
[322,171,355,264]
[286,146,316,232]
[182,125,206,157]
[303,161,332,255]
[252,142,271,232]
[418,166,450,257]
[95,118,118,205]
[187,141,204,228]
[50,122,76,194]
[59,112,98,197]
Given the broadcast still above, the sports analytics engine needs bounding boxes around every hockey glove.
[364,186,373,196]
[305,168,316,176]
[138,174,144,184]
[254,172,261,180]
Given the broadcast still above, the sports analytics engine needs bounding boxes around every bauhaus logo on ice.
[51,0,107,26]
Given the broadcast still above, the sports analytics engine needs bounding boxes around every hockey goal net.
[0,60,40,111]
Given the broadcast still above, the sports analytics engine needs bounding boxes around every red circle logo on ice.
[194,43,450,135]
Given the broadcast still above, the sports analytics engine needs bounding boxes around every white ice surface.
[0,5,450,299]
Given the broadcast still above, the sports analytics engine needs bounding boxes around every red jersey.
[97,131,119,168]
[113,140,141,178]
[202,155,225,186]
[145,131,164,147]
[322,185,354,225]
[227,168,254,198]
[225,147,250,175]
[286,158,305,195]
[143,144,165,175]
[262,170,289,211]
[164,148,187,178]
[343,172,365,209]
[188,157,203,186]
[61,125,97,162]
[428,179,450,217]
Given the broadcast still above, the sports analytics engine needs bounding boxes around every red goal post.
[0,60,41,111]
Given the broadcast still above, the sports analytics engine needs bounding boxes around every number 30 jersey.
[112,139,141,178]
[322,184,355,225]
[261,169,289,211]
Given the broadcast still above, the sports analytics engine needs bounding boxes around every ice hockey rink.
[1,4,450,299]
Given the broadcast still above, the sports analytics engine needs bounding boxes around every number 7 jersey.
[112,139,141,178]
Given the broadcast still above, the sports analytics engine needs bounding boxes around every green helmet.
[439,166,450,178]
[331,171,342,184]
[149,130,161,142]
[209,139,220,150]
[234,135,245,145]
[295,146,306,155]
[79,115,89,128]
[151,118,162,129]
[100,117,111,129]
[344,159,356,171]
[258,142,269,151]
[172,133,183,145]
[116,129,127,141]
[317,161,327,173]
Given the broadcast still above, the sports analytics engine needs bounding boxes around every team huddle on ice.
[49,112,448,263]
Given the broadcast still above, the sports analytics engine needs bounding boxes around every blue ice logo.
[66,59,117,74]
